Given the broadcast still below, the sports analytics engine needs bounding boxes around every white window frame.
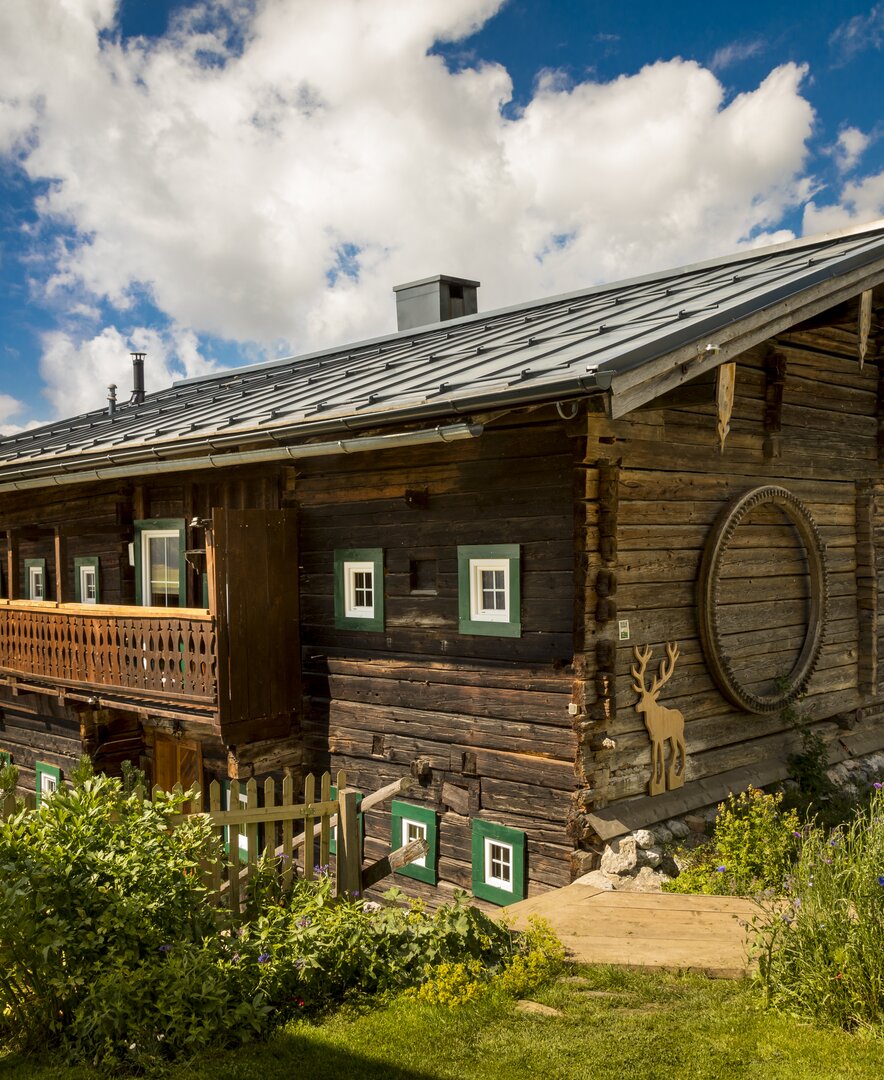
[41,771,58,797]
[141,529,181,607]
[28,564,45,601]
[401,816,428,868]
[79,564,97,604]
[469,558,510,623]
[483,836,514,892]
[343,561,375,619]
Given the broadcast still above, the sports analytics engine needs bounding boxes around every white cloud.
[830,4,884,65]
[0,1,824,422]
[0,394,24,425]
[39,325,222,418]
[803,170,884,234]
[710,39,765,72]
[831,125,871,172]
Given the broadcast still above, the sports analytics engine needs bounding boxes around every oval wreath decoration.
[697,485,829,714]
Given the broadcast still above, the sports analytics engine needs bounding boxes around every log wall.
[576,310,884,841]
[297,419,581,900]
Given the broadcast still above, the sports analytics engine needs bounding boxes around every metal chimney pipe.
[130,352,146,404]
[107,384,117,416]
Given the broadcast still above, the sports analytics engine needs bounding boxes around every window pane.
[480,568,505,611]
[82,568,96,602]
[489,841,511,883]
[147,536,180,606]
[404,819,427,867]
[353,570,373,609]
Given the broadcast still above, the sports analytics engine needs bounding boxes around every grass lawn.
[2,965,879,1080]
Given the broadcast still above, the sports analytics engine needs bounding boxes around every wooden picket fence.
[1,791,34,817]
[2,769,426,910]
[167,769,363,910]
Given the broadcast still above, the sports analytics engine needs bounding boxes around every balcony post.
[5,529,18,599]
[54,527,67,603]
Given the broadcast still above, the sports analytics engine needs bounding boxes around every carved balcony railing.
[0,601,217,706]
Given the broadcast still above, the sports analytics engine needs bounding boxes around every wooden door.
[213,508,301,744]
[153,731,203,811]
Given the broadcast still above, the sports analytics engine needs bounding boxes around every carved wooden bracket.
[858,290,873,369]
[697,486,829,713]
[716,362,736,454]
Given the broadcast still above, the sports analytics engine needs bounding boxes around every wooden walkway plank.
[501,879,761,978]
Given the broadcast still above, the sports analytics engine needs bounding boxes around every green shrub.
[664,786,800,896]
[754,782,884,1031]
[0,769,563,1070]
[0,766,218,1049]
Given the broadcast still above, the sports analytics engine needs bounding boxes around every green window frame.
[391,800,438,885]
[35,761,61,807]
[334,549,384,631]
[0,751,11,767]
[74,557,100,603]
[24,558,47,601]
[329,785,363,858]
[457,545,521,637]
[134,519,187,607]
[471,819,526,906]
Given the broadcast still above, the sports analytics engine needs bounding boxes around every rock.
[600,837,639,876]
[653,823,673,844]
[615,866,670,893]
[684,814,707,834]
[632,829,656,850]
[667,819,690,839]
[574,869,615,891]
[639,845,664,869]
[516,1001,564,1017]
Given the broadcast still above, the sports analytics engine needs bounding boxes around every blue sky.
[0,0,882,431]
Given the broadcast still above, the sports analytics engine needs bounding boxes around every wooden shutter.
[213,508,301,744]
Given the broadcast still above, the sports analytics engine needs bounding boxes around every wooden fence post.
[336,789,362,899]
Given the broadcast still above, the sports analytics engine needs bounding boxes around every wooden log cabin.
[1,221,883,905]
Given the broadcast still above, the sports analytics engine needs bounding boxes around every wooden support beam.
[361,838,429,892]
[763,346,787,460]
[5,530,18,600]
[53,527,67,603]
[335,788,362,899]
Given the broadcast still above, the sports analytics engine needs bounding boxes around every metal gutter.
[0,422,484,494]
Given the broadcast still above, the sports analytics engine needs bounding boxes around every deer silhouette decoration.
[631,642,686,796]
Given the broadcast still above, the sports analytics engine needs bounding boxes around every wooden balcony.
[0,600,217,709]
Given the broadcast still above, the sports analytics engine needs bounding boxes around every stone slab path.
[501,880,763,979]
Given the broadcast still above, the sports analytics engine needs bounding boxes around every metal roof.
[1,219,883,487]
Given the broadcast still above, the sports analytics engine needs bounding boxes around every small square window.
[334,549,384,631]
[472,819,526,905]
[484,837,512,889]
[75,557,100,604]
[458,545,521,637]
[25,559,47,601]
[35,761,61,807]
[344,562,375,618]
[403,818,428,868]
[391,800,438,884]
